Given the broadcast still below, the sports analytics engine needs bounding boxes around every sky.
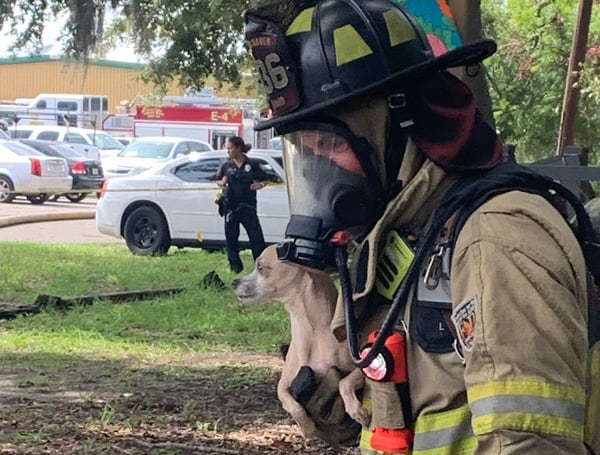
[0,10,142,63]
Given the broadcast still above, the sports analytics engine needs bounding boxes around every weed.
[100,403,116,427]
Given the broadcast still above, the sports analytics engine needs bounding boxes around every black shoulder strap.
[431,162,600,345]
[355,163,600,361]
[441,163,599,282]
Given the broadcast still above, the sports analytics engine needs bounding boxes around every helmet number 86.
[256,53,288,94]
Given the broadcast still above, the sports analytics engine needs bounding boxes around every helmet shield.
[277,123,385,270]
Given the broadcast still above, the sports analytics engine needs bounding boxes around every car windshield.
[2,141,45,156]
[118,141,173,159]
[89,132,125,150]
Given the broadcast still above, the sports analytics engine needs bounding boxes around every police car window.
[257,159,283,183]
[174,158,224,182]
[37,131,60,141]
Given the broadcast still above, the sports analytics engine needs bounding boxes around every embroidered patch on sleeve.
[451,296,477,352]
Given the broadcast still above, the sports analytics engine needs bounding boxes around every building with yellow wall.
[0,55,261,114]
[0,55,186,113]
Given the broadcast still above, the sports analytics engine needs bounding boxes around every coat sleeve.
[450,192,589,455]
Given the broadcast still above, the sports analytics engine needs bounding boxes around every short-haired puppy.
[232,245,369,437]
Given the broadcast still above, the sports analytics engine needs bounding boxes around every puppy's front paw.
[348,405,371,428]
[292,409,317,438]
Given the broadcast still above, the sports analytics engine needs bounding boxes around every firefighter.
[244,1,599,454]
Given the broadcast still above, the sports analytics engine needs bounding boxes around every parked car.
[0,140,72,204]
[9,125,123,161]
[101,136,214,179]
[115,136,136,147]
[96,150,288,255]
[18,139,104,203]
[269,136,282,150]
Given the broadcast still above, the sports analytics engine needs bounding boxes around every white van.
[19,94,109,129]
[9,125,124,161]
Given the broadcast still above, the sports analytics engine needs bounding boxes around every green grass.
[0,243,358,455]
[0,242,289,358]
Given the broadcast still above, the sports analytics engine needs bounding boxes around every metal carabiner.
[453,339,466,365]
[424,244,446,290]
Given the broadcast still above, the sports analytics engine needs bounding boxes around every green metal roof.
[0,54,144,69]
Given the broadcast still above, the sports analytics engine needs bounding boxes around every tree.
[0,0,256,91]
[3,0,598,163]
[482,0,600,162]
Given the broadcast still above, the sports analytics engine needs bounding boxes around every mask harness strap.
[385,92,413,194]
[387,92,414,131]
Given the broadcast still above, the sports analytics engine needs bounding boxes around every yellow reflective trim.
[359,427,372,451]
[412,437,476,455]
[286,7,314,35]
[414,405,471,433]
[383,10,417,47]
[413,405,475,455]
[585,345,600,441]
[473,412,583,440]
[333,25,373,66]
[468,380,585,405]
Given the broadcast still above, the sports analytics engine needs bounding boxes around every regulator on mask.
[275,123,385,270]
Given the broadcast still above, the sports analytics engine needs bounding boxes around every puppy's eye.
[257,262,271,276]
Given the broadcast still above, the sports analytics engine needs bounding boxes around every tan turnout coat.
[332,142,599,454]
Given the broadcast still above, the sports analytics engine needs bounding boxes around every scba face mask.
[276,123,385,270]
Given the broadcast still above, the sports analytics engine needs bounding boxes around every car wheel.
[27,194,49,205]
[0,175,15,203]
[65,193,86,203]
[123,206,171,256]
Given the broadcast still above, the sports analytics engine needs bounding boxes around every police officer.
[244,1,599,454]
[216,136,268,273]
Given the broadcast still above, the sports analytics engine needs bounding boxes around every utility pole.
[556,0,593,155]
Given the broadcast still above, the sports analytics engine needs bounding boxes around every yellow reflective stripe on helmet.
[333,25,373,66]
[468,380,586,440]
[383,10,417,47]
[286,7,314,35]
[585,344,600,443]
[412,404,476,455]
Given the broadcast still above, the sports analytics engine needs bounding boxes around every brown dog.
[232,245,369,437]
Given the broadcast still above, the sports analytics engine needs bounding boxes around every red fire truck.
[102,104,245,149]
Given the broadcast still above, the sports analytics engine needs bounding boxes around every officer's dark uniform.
[216,157,267,273]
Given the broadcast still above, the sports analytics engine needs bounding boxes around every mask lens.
[296,130,365,176]
[277,124,384,270]
[281,127,377,235]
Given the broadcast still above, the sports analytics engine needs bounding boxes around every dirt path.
[0,350,360,455]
